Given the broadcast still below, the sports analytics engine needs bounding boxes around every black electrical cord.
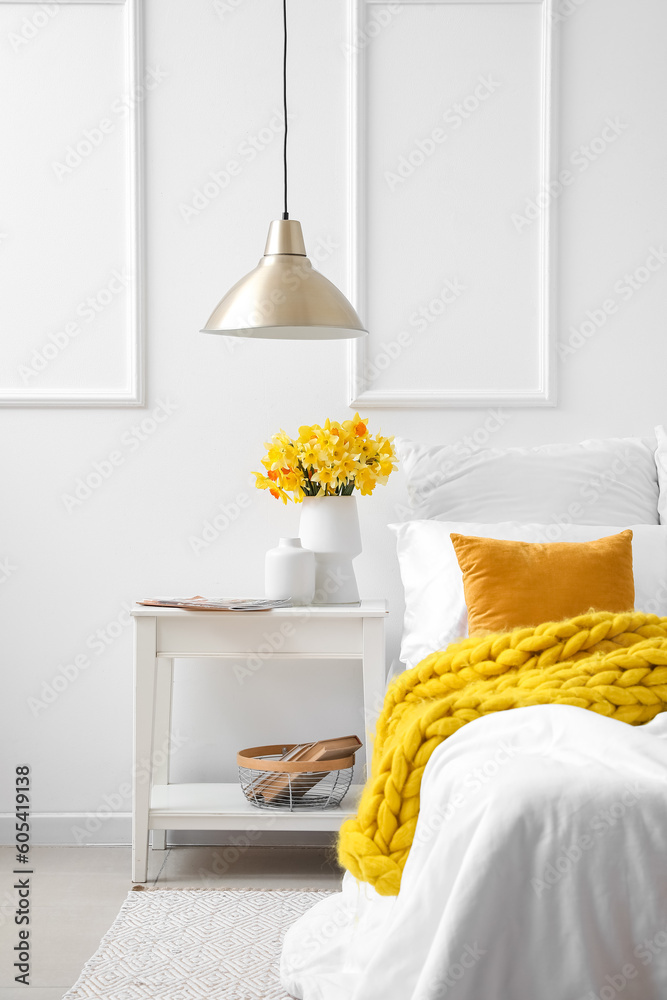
[282,0,289,220]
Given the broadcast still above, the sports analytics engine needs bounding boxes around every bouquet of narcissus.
[254,415,397,503]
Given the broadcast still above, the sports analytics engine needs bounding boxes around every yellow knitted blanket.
[338,611,667,896]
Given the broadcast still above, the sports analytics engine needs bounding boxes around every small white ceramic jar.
[265,537,316,605]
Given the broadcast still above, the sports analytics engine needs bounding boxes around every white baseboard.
[0,813,132,846]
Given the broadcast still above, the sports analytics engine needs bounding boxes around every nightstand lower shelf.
[149,782,363,831]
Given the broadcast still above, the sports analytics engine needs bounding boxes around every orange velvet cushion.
[450,530,635,635]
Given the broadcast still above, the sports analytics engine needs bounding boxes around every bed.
[281,428,667,1000]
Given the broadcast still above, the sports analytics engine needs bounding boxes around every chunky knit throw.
[338,612,667,896]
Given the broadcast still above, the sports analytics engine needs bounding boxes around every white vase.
[265,538,316,605]
[298,495,362,605]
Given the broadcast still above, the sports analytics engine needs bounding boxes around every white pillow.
[656,425,667,524]
[389,520,667,669]
[395,435,660,525]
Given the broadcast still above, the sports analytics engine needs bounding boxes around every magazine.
[137,596,293,611]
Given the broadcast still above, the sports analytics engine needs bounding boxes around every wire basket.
[237,745,355,811]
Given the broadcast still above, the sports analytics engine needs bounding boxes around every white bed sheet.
[281,706,667,1000]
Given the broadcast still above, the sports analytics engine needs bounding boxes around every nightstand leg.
[362,616,386,778]
[151,657,173,851]
[133,616,157,882]
[151,831,167,851]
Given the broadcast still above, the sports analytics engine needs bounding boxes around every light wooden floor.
[0,844,343,997]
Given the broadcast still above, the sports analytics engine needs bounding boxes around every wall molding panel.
[347,0,558,408]
[0,0,144,406]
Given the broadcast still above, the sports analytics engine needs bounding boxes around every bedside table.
[131,600,388,882]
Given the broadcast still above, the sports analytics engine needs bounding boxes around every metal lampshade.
[201,220,366,341]
[201,0,367,343]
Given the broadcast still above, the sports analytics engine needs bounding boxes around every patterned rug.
[61,886,332,999]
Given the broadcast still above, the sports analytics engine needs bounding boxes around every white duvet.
[281,705,667,1000]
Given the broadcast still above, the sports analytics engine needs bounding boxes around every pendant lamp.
[200,0,367,341]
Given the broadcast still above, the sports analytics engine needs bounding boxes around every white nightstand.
[131,600,388,882]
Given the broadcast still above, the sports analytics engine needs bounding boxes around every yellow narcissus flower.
[252,470,290,504]
[316,428,338,453]
[253,471,273,490]
[254,418,397,502]
[264,435,298,470]
[301,445,319,467]
[331,442,350,463]
[278,468,304,499]
[298,425,317,444]
[337,456,359,477]
[311,465,338,488]
[354,465,377,496]
[357,439,376,458]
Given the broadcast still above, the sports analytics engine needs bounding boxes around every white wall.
[2,0,667,844]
